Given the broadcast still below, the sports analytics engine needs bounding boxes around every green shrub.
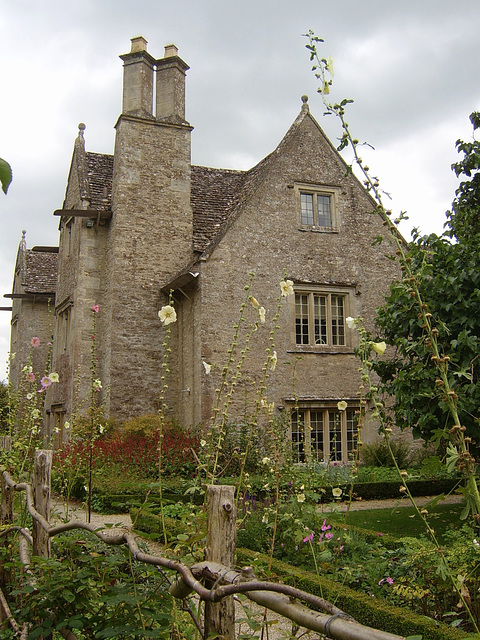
[236,548,472,640]
[360,439,413,467]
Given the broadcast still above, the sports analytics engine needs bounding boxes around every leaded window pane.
[317,194,332,226]
[300,193,314,225]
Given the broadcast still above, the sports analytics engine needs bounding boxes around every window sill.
[287,346,354,355]
[298,226,338,233]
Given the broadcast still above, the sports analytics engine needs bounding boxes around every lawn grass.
[329,502,464,541]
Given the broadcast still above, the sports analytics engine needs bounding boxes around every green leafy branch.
[0,157,12,194]
[304,30,480,522]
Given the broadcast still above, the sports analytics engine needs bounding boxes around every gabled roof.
[76,101,335,254]
[23,250,58,294]
[191,166,246,252]
[76,154,252,252]
[86,152,114,211]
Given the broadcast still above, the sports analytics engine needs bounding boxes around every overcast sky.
[1,0,479,381]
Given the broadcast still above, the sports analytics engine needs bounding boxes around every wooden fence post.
[204,485,237,640]
[33,450,52,558]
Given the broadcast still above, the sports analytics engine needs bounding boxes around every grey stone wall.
[192,113,399,443]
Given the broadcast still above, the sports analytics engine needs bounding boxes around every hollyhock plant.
[346,316,356,329]
[31,337,41,348]
[372,341,386,355]
[258,306,266,323]
[270,350,277,371]
[158,305,177,325]
[91,304,99,313]
[40,376,52,389]
[26,372,35,383]
[280,279,294,297]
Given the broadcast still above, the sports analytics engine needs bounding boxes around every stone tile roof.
[24,250,58,294]
[85,152,114,210]
[81,153,255,252]
[191,166,246,252]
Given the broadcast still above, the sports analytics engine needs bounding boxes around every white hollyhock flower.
[280,280,294,297]
[158,305,177,325]
[372,341,386,355]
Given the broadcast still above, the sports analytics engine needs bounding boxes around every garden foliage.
[375,112,480,452]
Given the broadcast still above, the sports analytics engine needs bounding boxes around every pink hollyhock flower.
[31,337,40,348]
[321,519,331,532]
[40,376,52,389]
[378,577,394,586]
[26,372,35,382]
[91,304,99,313]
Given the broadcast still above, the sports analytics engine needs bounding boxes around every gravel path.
[51,492,464,530]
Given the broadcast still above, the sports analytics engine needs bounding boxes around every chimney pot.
[164,44,178,58]
[131,36,148,53]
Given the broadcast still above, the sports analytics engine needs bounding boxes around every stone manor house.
[5,36,399,462]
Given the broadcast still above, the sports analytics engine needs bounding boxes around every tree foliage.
[375,113,480,451]
[0,157,12,194]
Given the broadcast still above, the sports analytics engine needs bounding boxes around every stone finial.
[301,95,309,113]
[164,44,178,58]
[77,123,86,139]
[131,36,148,53]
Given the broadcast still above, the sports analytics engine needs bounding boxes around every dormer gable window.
[295,183,339,231]
[300,192,332,227]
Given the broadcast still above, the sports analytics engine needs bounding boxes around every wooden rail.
[0,444,407,640]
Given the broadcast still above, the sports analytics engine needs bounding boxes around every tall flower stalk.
[157,295,177,544]
[86,303,104,523]
[305,31,480,521]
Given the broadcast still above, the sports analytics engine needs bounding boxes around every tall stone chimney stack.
[120,36,155,117]
[106,37,193,420]
[155,44,189,121]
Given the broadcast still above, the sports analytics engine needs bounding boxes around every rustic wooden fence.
[0,442,406,640]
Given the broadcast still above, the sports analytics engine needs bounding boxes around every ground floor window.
[291,405,357,463]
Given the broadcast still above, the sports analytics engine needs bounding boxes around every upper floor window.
[300,192,332,227]
[295,183,339,231]
[295,291,346,347]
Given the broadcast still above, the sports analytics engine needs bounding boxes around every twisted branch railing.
[0,449,406,640]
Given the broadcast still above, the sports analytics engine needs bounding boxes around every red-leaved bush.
[57,428,200,479]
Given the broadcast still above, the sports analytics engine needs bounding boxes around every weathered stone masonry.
[6,36,400,460]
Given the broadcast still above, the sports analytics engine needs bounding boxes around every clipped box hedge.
[236,548,474,640]
[131,507,474,639]
[130,507,188,542]
[347,478,461,501]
